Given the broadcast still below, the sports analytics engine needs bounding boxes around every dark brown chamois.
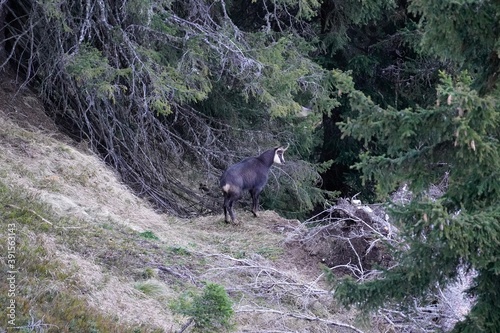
[219,145,288,223]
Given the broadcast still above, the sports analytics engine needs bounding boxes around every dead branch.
[201,252,328,299]
[5,203,81,229]
[236,307,365,333]
[177,318,194,333]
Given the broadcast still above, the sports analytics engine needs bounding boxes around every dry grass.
[0,79,363,332]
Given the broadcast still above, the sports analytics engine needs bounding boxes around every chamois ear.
[276,143,289,153]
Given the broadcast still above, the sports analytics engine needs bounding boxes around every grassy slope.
[0,77,362,332]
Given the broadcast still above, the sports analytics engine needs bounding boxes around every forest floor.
[0,69,369,332]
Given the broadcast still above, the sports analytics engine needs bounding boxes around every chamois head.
[273,144,289,164]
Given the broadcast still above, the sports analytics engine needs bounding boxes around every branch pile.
[292,194,474,332]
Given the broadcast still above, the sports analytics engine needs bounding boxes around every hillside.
[0,72,365,332]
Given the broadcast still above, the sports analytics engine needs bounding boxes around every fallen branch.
[177,318,194,333]
[200,252,328,297]
[6,203,53,225]
[5,204,83,229]
[236,307,365,333]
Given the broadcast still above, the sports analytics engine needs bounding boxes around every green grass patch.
[139,230,160,240]
[256,246,283,260]
[167,246,191,256]
[134,281,165,297]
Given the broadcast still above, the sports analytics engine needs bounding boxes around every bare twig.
[236,307,365,333]
[5,204,83,229]
[177,318,194,333]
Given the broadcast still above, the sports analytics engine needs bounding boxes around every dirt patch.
[284,200,394,279]
[0,69,59,132]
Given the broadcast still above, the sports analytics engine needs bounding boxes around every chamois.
[220,145,288,223]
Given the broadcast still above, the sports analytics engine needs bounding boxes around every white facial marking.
[274,149,285,164]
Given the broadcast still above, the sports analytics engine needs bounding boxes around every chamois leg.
[250,189,261,217]
[224,191,241,224]
[223,196,229,223]
[228,199,237,223]
[223,195,233,223]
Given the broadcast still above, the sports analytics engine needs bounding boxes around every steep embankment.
[0,73,362,332]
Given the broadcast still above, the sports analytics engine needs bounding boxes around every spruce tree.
[333,1,500,332]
